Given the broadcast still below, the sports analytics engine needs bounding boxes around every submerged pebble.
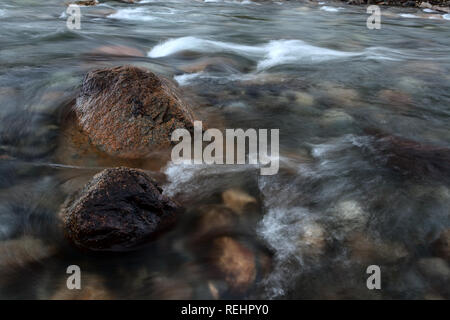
[346,232,409,265]
[0,236,57,269]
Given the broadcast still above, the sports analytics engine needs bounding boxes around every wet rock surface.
[74,65,195,159]
[60,167,182,251]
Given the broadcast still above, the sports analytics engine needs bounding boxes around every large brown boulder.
[74,65,195,159]
[60,167,182,251]
[67,0,98,6]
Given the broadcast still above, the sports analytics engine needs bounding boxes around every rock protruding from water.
[61,167,182,251]
[74,65,195,159]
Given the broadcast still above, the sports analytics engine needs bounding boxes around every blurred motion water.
[0,0,449,299]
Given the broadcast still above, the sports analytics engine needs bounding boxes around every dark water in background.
[0,0,449,299]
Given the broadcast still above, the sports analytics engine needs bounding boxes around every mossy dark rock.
[61,167,182,251]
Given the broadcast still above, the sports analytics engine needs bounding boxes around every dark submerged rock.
[89,45,145,58]
[366,129,450,180]
[61,167,182,251]
[432,228,450,262]
[74,65,195,159]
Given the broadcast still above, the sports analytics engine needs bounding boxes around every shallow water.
[0,0,449,299]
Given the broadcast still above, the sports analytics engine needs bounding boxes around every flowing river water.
[0,0,449,299]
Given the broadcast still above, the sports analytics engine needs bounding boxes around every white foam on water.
[443,14,450,20]
[399,13,419,18]
[299,134,375,180]
[163,160,200,195]
[320,6,343,12]
[108,7,158,21]
[423,8,437,13]
[149,37,398,70]
[362,46,404,61]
